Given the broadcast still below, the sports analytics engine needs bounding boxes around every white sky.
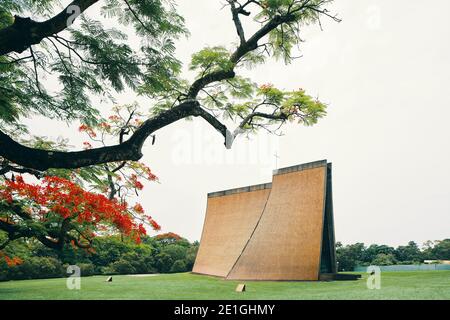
[25,0,450,247]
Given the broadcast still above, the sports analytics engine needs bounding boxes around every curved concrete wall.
[193,160,333,281]
[227,166,327,280]
[192,185,271,277]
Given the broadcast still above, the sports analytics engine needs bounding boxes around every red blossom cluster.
[0,252,23,267]
[148,218,161,231]
[78,124,97,137]
[0,176,160,243]
[259,83,273,90]
[99,122,111,130]
[82,141,93,149]
[108,115,121,122]
[139,164,158,182]
[155,232,182,241]
[133,203,144,213]
[129,174,144,190]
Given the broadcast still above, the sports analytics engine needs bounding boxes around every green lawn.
[0,271,449,300]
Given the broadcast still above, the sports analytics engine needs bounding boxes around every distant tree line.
[0,233,198,281]
[2,233,449,280]
[336,239,450,271]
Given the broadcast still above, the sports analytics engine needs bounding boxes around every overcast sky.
[28,0,450,247]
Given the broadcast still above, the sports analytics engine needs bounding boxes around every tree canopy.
[336,239,450,271]
[0,0,337,170]
[0,0,338,253]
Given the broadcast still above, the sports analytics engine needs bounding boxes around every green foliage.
[139,42,184,98]
[170,259,186,273]
[238,51,266,69]
[0,10,13,29]
[281,89,327,125]
[364,244,396,263]
[372,253,397,266]
[184,244,199,270]
[268,24,298,64]
[0,0,55,15]
[255,0,335,63]
[226,76,256,99]
[231,86,326,131]
[336,242,365,272]
[336,240,450,271]
[70,17,141,92]
[186,1,333,126]
[161,244,188,261]
[108,259,137,275]
[395,241,423,263]
[0,57,32,123]
[0,256,65,281]
[190,46,233,74]
[0,234,198,281]
[101,0,187,38]
[0,233,33,260]
[1,0,337,150]
[196,81,327,134]
[154,252,173,273]
[0,0,186,127]
[77,263,96,277]
[423,239,450,260]
[257,84,284,104]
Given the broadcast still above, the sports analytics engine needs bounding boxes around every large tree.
[0,0,338,252]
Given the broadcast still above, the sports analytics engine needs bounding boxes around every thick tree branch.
[67,234,92,249]
[105,164,117,200]
[187,10,299,99]
[0,202,78,250]
[0,206,60,249]
[0,100,200,171]
[228,0,246,45]
[224,111,289,148]
[187,70,236,99]
[0,1,332,171]
[192,106,228,138]
[0,0,99,56]
[0,163,42,177]
[239,111,289,128]
[0,219,15,236]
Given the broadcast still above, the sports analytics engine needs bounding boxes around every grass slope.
[0,271,449,300]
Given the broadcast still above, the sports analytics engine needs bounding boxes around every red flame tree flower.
[0,175,160,251]
[0,106,162,255]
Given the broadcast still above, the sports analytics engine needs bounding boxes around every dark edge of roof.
[208,183,272,198]
[207,160,329,198]
[273,159,328,176]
